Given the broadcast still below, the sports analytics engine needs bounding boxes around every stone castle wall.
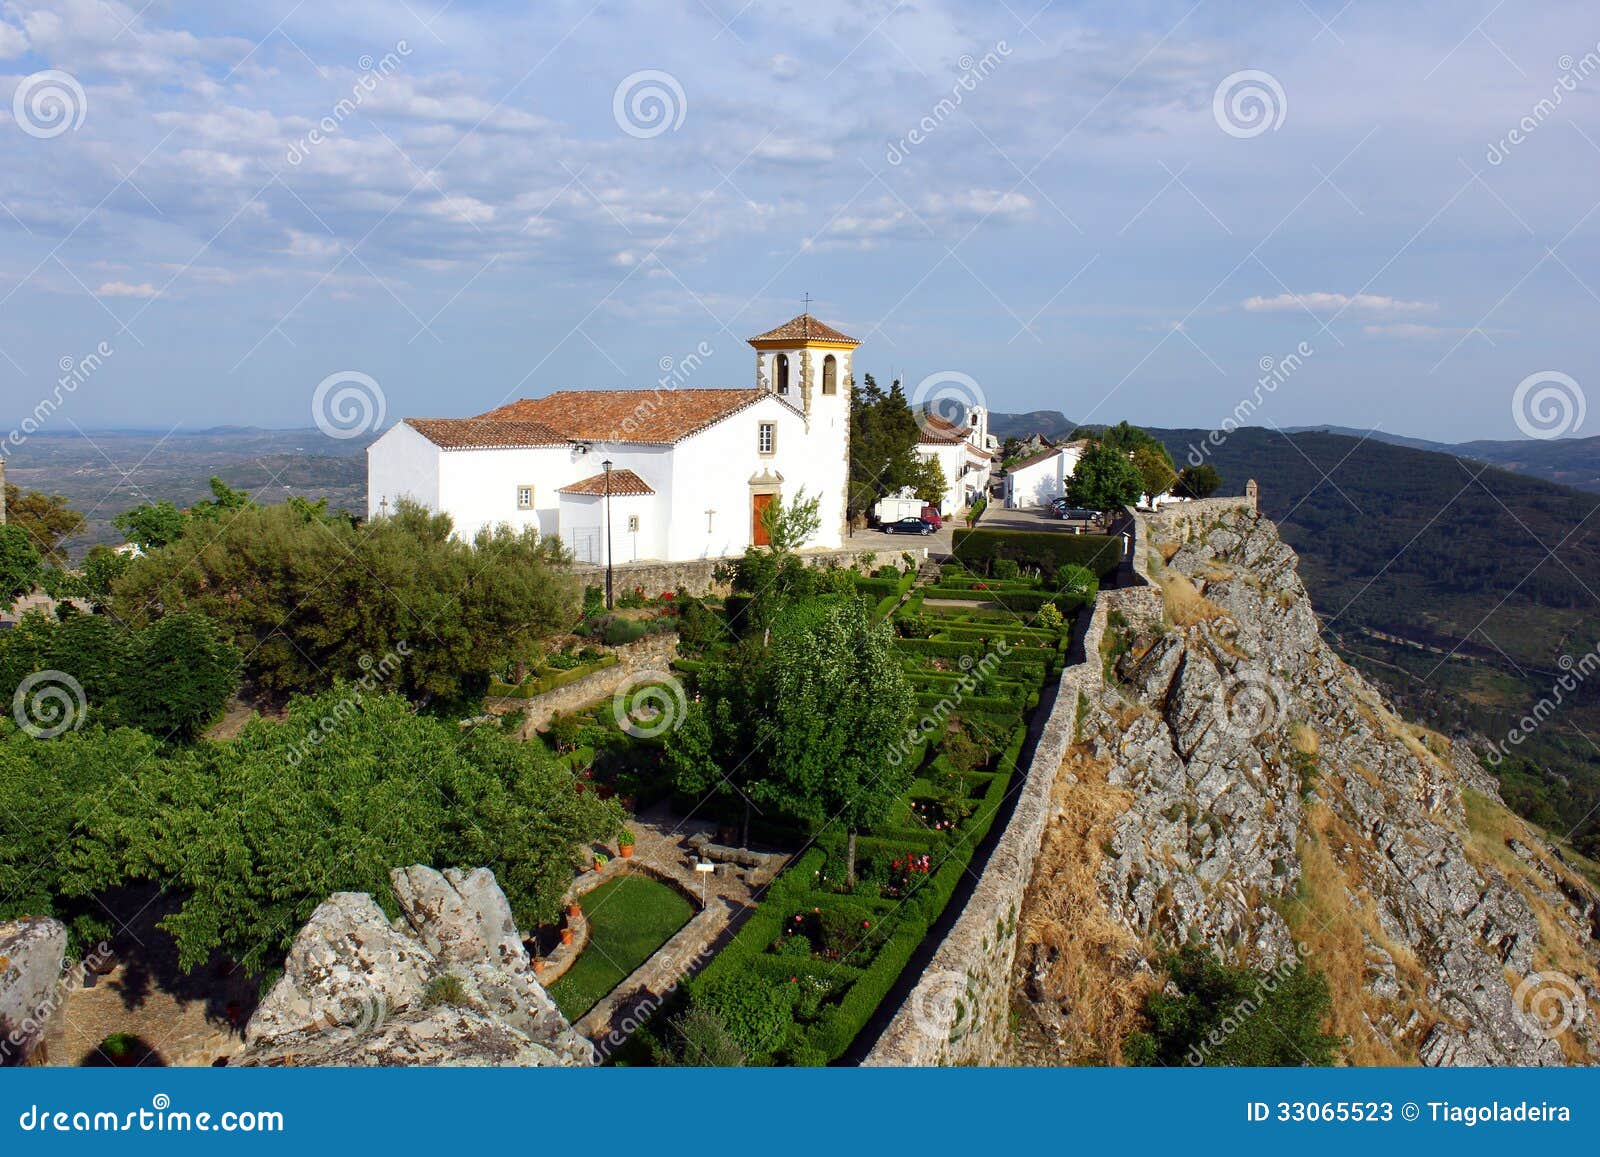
[861,509,1166,1066]
[571,544,924,599]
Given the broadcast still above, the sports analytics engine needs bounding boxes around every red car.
[919,505,943,529]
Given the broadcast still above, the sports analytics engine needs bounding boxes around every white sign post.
[694,860,715,907]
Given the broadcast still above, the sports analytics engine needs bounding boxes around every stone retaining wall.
[571,545,924,599]
[487,632,680,733]
[1144,492,1258,543]
[861,511,1161,1066]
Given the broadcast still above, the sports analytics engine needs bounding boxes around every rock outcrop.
[1016,508,1600,1067]
[0,917,67,1066]
[236,867,592,1067]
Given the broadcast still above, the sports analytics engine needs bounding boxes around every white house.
[915,409,996,516]
[1002,439,1089,508]
[366,314,859,563]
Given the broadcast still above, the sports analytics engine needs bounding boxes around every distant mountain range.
[988,410,1600,494]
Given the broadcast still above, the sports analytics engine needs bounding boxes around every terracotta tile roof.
[1006,446,1062,472]
[747,313,859,345]
[406,418,565,449]
[917,412,974,446]
[476,388,774,444]
[557,469,655,497]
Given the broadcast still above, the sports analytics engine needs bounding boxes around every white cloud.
[97,280,158,297]
[0,19,27,58]
[754,136,834,163]
[1243,291,1436,314]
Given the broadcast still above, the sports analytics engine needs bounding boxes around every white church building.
[366,314,859,564]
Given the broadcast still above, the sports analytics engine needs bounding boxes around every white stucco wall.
[366,423,442,518]
[559,492,664,564]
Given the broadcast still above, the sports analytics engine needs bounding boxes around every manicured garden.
[548,874,695,1021]
[658,559,1090,1065]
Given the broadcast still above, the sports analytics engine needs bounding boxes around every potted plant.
[567,899,582,920]
[100,1032,141,1067]
[532,955,546,975]
[593,851,609,872]
[618,829,636,859]
[560,926,574,946]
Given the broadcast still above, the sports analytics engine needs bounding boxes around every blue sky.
[0,0,1597,442]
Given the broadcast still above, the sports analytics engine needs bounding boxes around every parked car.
[1048,496,1071,514]
[882,517,937,536]
[919,505,943,529]
[1058,507,1102,522]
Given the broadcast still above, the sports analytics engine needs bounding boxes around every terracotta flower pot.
[561,928,574,945]
[593,859,604,872]
[567,902,582,919]
[533,959,546,974]
[620,844,634,858]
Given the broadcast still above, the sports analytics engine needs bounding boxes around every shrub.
[1123,947,1344,1066]
[690,971,797,1062]
[1036,603,1065,631]
[422,973,474,1009]
[952,528,1121,580]
[992,558,1019,580]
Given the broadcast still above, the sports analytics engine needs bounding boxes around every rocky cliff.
[1014,508,1600,1066]
[236,866,593,1067]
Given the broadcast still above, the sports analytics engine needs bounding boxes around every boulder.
[0,917,67,1065]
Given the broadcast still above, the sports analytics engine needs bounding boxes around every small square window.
[516,485,534,510]
[758,422,776,454]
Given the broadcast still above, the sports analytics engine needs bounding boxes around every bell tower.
[748,310,861,545]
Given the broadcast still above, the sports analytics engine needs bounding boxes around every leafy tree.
[1174,464,1222,498]
[1124,947,1344,1066]
[669,599,915,882]
[1093,421,1173,464]
[848,374,928,516]
[759,488,822,554]
[909,454,948,506]
[4,485,85,563]
[0,524,42,599]
[113,500,187,551]
[53,686,622,972]
[187,477,255,521]
[1131,445,1178,503]
[1066,443,1144,510]
[79,545,134,604]
[109,499,579,702]
[117,613,241,740]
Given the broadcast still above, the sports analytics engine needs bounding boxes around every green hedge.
[492,654,619,698]
[952,528,1121,579]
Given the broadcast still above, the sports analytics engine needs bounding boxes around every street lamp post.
[602,459,615,610]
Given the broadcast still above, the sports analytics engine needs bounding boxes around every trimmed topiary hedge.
[952,527,1121,579]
